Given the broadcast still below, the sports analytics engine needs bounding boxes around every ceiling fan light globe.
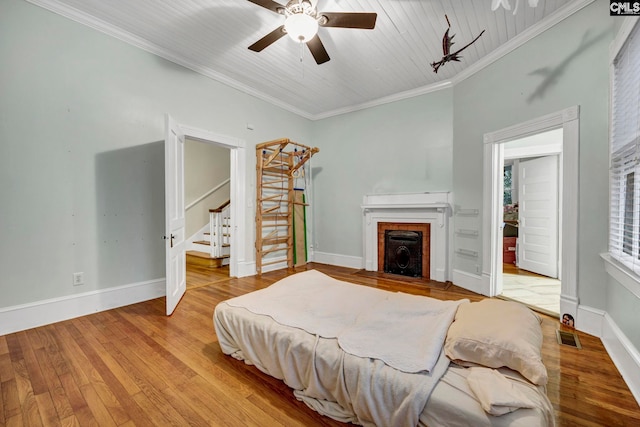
[284,13,318,42]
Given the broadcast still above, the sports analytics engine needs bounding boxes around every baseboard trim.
[311,252,363,269]
[236,261,256,278]
[0,278,165,336]
[452,269,484,295]
[576,304,605,337]
[602,312,640,405]
[575,305,640,406]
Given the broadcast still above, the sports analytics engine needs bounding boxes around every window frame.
[609,18,640,274]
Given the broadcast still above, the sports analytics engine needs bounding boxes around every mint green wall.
[0,0,311,308]
[311,90,454,257]
[607,278,640,349]
[453,1,614,308]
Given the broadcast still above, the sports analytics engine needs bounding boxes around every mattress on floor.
[214,300,554,427]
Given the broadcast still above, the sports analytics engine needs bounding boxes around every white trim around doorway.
[482,106,580,322]
[179,124,249,278]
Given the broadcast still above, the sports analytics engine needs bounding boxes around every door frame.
[166,116,247,280]
[482,106,579,321]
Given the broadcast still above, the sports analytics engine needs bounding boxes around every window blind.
[610,22,640,272]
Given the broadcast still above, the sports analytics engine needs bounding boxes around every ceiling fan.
[247,0,377,64]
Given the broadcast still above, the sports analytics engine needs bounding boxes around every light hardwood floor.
[1,263,639,426]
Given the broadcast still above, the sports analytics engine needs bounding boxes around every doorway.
[164,115,247,315]
[482,106,580,326]
[184,138,231,289]
[500,130,562,315]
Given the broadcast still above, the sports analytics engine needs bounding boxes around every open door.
[164,114,186,315]
[517,155,559,278]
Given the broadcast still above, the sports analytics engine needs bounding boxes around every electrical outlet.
[73,272,84,286]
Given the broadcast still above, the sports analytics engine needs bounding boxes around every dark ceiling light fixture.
[247,0,377,65]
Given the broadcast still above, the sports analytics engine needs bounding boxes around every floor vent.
[556,329,581,349]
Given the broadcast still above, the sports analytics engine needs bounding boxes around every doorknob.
[163,234,176,248]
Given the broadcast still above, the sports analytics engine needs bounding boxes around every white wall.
[0,0,311,310]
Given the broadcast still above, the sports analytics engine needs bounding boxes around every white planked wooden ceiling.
[27,0,586,119]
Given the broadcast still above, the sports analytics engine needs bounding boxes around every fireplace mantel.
[361,192,452,282]
[362,192,452,210]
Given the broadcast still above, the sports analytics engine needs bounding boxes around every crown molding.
[610,17,639,61]
[25,0,315,120]
[26,0,595,122]
[302,0,596,120]
[311,0,595,119]
[310,81,453,120]
[452,0,595,85]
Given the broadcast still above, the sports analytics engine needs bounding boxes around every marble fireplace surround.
[362,192,452,283]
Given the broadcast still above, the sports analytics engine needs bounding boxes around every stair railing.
[210,200,231,258]
[185,179,231,212]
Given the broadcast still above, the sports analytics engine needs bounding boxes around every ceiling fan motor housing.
[247,0,377,64]
[284,0,316,16]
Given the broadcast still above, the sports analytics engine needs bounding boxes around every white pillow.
[444,299,548,385]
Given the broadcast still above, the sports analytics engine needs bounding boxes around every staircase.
[186,200,231,268]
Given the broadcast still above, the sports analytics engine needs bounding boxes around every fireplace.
[385,230,422,276]
[362,192,451,282]
[378,223,430,279]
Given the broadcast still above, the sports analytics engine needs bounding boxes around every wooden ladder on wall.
[256,138,319,274]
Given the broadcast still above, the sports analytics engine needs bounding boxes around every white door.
[517,155,559,278]
[164,114,186,315]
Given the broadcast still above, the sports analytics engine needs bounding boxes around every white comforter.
[222,269,465,373]
[215,270,467,426]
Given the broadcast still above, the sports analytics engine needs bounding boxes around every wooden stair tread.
[186,251,229,269]
[186,251,230,260]
[194,240,230,246]
[187,250,212,258]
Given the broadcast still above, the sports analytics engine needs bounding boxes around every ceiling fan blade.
[306,35,330,64]
[248,25,286,52]
[247,0,285,14]
[319,12,377,29]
